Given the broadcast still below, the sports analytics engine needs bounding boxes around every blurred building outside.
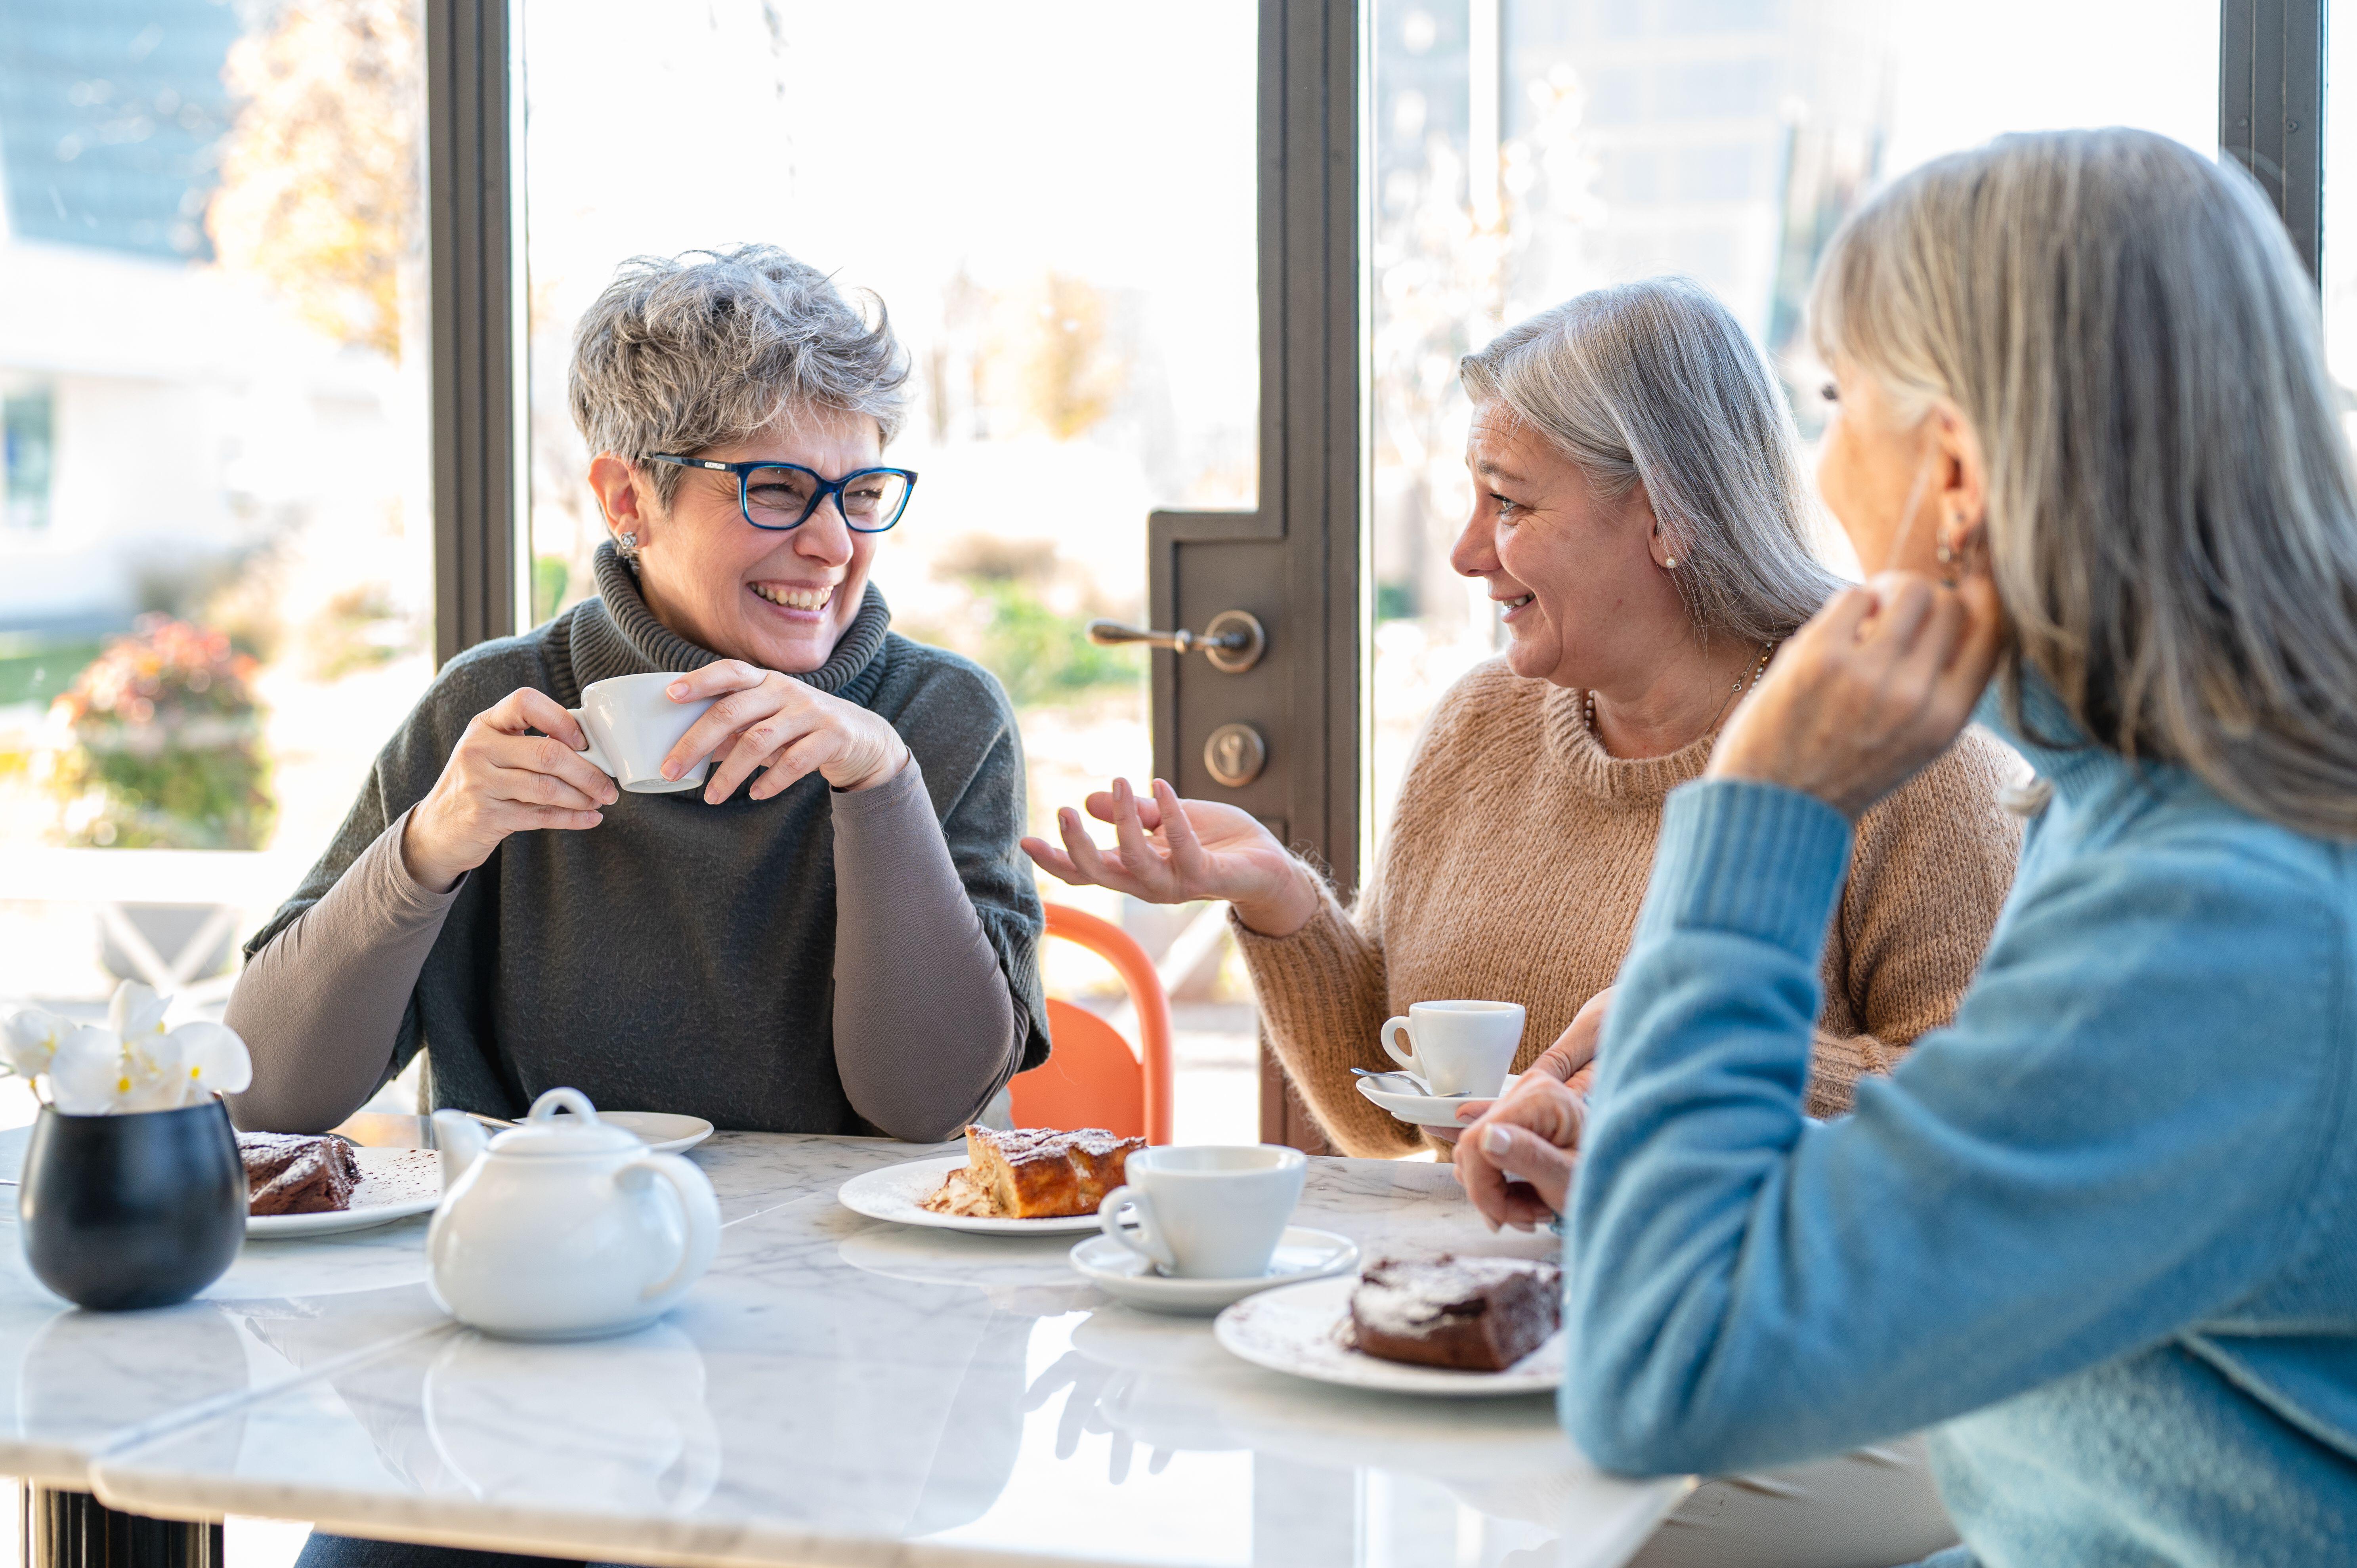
[0,0,434,1084]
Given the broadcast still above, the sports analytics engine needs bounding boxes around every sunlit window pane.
[0,0,432,1087]
[1369,0,2218,833]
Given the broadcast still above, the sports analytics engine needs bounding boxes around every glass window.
[0,0,434,1107]
[519,0,1261,1141]
[1368,0,2219,830]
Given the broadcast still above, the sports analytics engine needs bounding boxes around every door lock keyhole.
[1203,722,1268,789]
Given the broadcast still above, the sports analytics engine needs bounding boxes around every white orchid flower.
[50,1026,132,1116]
[107,982,171,1045]
[118,1027,189,1113]
[2,1008,74,1080]
[35,984,256,1113]
[165,1021,252,1102]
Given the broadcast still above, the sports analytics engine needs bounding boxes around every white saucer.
[246,1147,443,1240]
[590,1111,715,1155]
[1069,1226,1359,1316]
[1214,1274,1563,1398]
[837,1155,1105,1235]
[1355,1072,1520,1129]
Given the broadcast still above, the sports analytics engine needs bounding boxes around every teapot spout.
[430,1110,488,1192]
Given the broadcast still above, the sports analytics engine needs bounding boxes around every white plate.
[592,1111,715,1155]
[1070,1226,1360,1316]
[1214,1274,1563,1398]
[246,1146,444,1240]
[1355,1072,1520,1129]
[836,1155,1106,1235]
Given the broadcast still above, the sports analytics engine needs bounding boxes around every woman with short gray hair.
[226,245,1047,1154]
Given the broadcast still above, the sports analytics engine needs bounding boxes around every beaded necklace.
[1584,640,1776,743]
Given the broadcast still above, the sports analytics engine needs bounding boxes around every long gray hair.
[1812,129,2357,840]
[1459,278,1843,644]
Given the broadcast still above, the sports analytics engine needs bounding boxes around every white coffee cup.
[1379,1000,1526,1096]
[1096,1144,1307,1280]
[568,672,718,795]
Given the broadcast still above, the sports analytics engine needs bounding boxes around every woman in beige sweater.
[1026,277,2020,1161]
[1028,277,2020,1568]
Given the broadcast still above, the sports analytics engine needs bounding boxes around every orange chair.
[1009,904,1175,1144]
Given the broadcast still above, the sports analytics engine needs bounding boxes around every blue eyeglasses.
[645,454,919,533]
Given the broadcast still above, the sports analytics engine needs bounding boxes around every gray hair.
[1459,278,1843,645]
[567,244,908,506]
[1811,129,2357,840]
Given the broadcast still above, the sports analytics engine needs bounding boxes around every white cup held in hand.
[1095,1144,1307,1280]
[1379,1000,1526,1096]
[567,672,718,795]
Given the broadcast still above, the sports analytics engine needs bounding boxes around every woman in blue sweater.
[1470,130,2357,1564]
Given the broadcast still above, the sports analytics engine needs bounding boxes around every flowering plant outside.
[2,983,252,1115]
[48,616,275,849]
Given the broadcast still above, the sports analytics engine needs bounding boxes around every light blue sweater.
[1565,678,2357,1566]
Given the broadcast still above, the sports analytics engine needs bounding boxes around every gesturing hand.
[660,660,910,804]
[1019,777,1320,938]
[1711,571,2004,819]
[403,688,619,893]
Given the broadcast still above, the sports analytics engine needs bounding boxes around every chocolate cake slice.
[241,1133,360,1216]
[1348,1255,1562,1372]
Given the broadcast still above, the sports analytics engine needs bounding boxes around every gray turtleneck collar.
[560,541,894,699]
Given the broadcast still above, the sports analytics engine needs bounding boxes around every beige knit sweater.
[1236,659,2024,1157]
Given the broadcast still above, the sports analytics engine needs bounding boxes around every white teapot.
[428,1087,720,1340]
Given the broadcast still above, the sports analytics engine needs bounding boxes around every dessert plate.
[1213,1274,1564,1398]
[246,1146,444,1240]
[837,1155,1105,1235]
[1355,1072,1520,1130]
[592,1111,715,1155]
[1070,1226,1360,1316]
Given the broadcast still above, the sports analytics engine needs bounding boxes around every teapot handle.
[625,1152,720,1303]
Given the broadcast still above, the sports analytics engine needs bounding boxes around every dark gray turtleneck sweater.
[224,546,1048,1140]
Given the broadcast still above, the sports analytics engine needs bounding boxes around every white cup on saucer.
[568,672,717,795]
[1379,1000,1526,1097]
[1096,1145,1307,1280]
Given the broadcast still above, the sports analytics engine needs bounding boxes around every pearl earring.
[1663,555,1679,570]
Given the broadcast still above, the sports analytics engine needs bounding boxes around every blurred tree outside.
[207,0,422,365]
[46,619,274,850]
[916,535,1140,710]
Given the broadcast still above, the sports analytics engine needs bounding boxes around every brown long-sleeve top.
[1235,658,2023,1157]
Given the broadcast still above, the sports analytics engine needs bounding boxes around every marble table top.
[5,1127,1687,1568]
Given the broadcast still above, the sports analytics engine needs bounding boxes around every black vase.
[19,1099,244,1311]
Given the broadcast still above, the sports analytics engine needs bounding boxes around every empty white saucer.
[1070,1226,1360,1316]
[1355,1072,1520,1129]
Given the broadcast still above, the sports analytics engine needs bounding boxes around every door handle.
[1087,609,1266,674]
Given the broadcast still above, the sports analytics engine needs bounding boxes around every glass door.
[516,0,1262,1140]
[1366,0,2222,827]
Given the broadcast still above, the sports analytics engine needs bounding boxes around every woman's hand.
[1453,1076,1587,1231]
[1711,571,2004,819]
[1019,777,1319,937]
[1432,989,1611,1147]
[661,661,910,804]
[403,688,619,892]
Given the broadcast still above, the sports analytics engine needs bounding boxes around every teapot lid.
[488,1087,640,1157]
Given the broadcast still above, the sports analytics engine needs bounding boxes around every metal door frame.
[2223,0,2326,280]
